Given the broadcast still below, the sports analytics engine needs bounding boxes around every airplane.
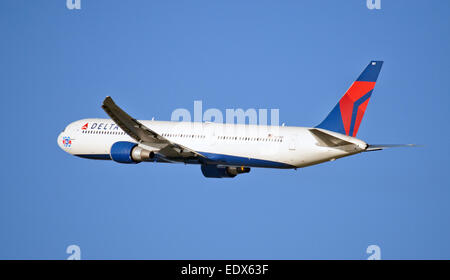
[57,61,413,178]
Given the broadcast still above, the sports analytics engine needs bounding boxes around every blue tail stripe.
[348,90,373,136]
[316,103,346,134]
[356,61,383,82]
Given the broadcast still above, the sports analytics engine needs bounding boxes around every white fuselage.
[57,118,368,169]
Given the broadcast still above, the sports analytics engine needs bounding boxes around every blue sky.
[1,0,449,259]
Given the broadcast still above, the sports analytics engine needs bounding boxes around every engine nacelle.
[131,146,156,162]
[201,164,251,178]
[110,141,156,164]
[225,166,251,177]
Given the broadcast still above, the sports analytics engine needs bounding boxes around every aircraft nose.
[57,131,67,151]
[57,132,63,150]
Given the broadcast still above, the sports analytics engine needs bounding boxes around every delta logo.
[81,123,88,130]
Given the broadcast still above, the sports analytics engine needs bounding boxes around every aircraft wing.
[364,144,417,152]
[101,96,205,159]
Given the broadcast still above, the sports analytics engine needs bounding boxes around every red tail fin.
[316,61,383,137]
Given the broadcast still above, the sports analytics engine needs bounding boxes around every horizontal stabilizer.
[365,144,417,152]
[309,128,354,147]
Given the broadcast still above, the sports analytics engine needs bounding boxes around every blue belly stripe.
[75,152,294,169]
[75,154,111,160]
[197,151,294,169]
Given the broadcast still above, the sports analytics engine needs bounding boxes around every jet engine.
[200,164,250,178]
[110,141,156,164]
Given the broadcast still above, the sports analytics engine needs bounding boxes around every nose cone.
[57,132,65,150]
